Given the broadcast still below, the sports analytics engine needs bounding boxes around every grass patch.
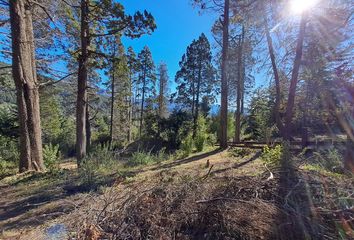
[228,147,252,158]
[302,164,344,178]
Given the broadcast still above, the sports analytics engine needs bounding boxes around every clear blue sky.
[120,0,218,83]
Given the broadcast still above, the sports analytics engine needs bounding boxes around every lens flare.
[290,0,320,14]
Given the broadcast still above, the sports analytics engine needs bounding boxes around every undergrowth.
[261,145,283,167]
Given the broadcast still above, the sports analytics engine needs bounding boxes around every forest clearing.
[0,146,352,239]
[0,0,353,239]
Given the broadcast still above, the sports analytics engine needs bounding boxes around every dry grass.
[0,148,352,239]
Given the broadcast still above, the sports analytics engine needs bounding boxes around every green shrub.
[155,148,167,163]
[78,144,116,189]
[194,116,207,152]
[0,135,19,163]
[0,159,17,179]
[261,145,283,166]
[181,134,193,156]
[79,158,97,188]
[128,150,155,166]
[43,143,60,172]
[313,147,343,173]
[229,147,251,158]
[89,144,115,169]
[194,134,205,152]
[205,133,217,146]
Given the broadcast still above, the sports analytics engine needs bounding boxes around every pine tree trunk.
[220,0,230,148]
[127,71,133,143]
[240,65,245,115]
[86,103,91,151]
[76,0,89,164]
[139,66,146,137]
[284,14,307,140]
[193,62,202,138]
[109,58,116,148]
[191,69,196,118]
[235,28,244,143]
[263,14,284,136]
[10,0,45,172]
[158,73,163,118]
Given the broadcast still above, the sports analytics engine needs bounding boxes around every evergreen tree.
[62,0,156,163]
[175,33,216,137]
[157,62,169,119]
[126,46,139,142]
[137,46,156,137]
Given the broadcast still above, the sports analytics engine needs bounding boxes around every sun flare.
[290,0,320,14]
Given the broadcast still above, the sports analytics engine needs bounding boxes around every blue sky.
[120,0,218,84]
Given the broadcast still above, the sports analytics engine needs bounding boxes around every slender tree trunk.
[86,103,91,151]
[235,27,244,143]
[127,71,133,143]
[193,62,202,138]
[109,55,116,148]
[284,14,307,140]
[76,0,89,164]
[139,66,146,137]
[263,13,283,136]
[240,65,245,114]
[10,0,45,172]
[158,73,163,118]
[220,0,230,148]
[191,69,196,117]
[301,80,310,148]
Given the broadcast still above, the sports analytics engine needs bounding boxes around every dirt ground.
[0,148,353,239]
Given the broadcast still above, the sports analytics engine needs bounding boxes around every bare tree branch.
[39,71,77,87]
[29,0,56,25]
[61,0,80,8]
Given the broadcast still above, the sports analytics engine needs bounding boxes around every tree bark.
[109,50,116,148]
[139,65,146,137]
[284,14,307,140]
[220,0,230,148]
[191,68,196,118]
[76,0,89,164]
[86,103,91,151]
[127,70,133,143]
[193,61,202,138]
[263,14,284,136]
[10,0,45,172]
[240,64,245,115]
[235,26,244,143]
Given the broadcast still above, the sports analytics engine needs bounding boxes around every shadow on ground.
[0,170,120,231]
[149,148,225,171]
[273,156,323,240]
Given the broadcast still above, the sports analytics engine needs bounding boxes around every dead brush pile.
[67,172,281,240]
[66,168,353,239]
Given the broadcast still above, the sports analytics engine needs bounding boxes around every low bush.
[0,159,17,179]
[78,144,117,189]
[229,148,252,158]
[89,144,115,169]
[181,134,193,156]
[128,148,171,166]
[194,116,207,152]
[79,158,97,188]
[155,148,168,164]
[313,147,343,173]
[194,134,205,152]
[261,145,283,166]
[43,143,60,172]
[128,150,156,166]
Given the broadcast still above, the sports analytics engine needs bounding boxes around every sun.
[290,0,320,14]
